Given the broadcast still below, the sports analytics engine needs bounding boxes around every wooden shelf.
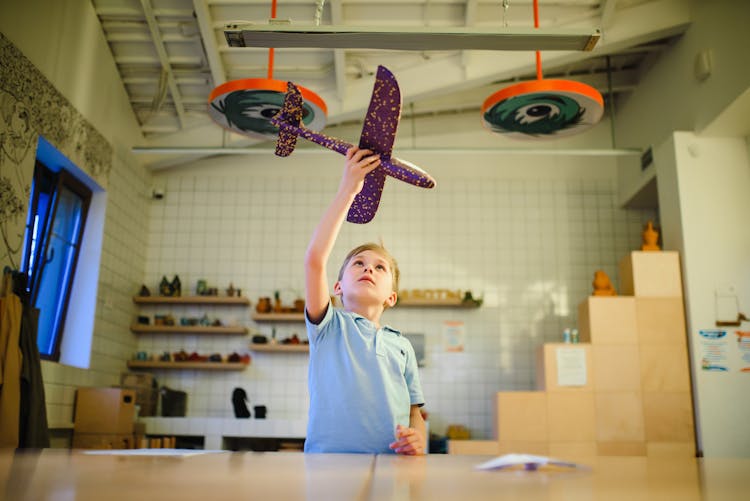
[250,343,309,353]
[126,361,248,371]
[133,296,250,306]
[252,313,305,322]
[397,298,481,308]
[130,325,248,335]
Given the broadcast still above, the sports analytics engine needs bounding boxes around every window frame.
[22,159,92,361]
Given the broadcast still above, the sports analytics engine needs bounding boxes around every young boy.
[303,146,426,454]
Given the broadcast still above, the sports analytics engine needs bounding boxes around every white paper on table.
[475,453,581,471]
[82,449,227,457]
[556,347,587,386]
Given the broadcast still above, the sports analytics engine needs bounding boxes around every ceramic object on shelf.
[592,270,617,296]
[641,220,661,251]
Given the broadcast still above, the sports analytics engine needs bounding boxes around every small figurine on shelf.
[226,282,236,297]
[171,275,182,296]
[273,290,282,313]
[138,285,151,297]
[159,276,173,296]
[294,298,305,313]
[256,297,272,313]
[641,220,661,251]
[196,279,208,295]
[592,270,617,296]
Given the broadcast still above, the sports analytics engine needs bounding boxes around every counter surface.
[1,449,746,500]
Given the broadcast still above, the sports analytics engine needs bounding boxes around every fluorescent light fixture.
[132,147,638,157]
[224,25,601,52]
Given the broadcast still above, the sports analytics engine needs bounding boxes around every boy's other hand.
[389,424,426,455]
[340,147,381,196]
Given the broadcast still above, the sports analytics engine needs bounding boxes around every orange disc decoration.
[481,79,603,139]
[481,0,604,139]
[208,78,327,140]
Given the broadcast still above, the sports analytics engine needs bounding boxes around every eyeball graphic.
[208,79,327,140]
[482,80,603,139]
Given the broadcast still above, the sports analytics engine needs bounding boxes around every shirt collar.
[350,311,401,336]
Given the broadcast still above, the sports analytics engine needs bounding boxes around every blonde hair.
[337,242,400,293]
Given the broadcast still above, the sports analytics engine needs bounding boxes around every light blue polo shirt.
[304,304,424,453]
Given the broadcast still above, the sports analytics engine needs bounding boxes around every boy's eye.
[376,264,386,271]
[353,260,364,266]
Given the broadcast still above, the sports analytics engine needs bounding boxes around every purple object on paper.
[270,65,435,224]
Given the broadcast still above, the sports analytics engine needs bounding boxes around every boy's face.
[334,250,397,308]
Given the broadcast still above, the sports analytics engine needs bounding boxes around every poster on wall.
[698,329,729,371]
[736,331,750,372]
[442,321,465,352]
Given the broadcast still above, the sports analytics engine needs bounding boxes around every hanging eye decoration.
[481,0,604,139]
[482,79,603,139]
[208,79,326,140]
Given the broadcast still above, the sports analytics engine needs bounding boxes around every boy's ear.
[384,290,398,308]
[333,281,342,295]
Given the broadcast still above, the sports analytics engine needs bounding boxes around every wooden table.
[1,450,747,500]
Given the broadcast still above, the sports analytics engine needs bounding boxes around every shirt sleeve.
[403,339,425,407]
[305,301,333,345]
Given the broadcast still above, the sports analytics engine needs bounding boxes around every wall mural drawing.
[0,32,113,268]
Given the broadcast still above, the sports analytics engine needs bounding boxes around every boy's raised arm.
[304,147,381,323]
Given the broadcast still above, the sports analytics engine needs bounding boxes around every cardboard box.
[596,441,647,456]
[619,251,683,297]
[592,345,641,391]
[121,372,158,417]
[536,343,593,392]
[447,440,499,455]
[495,392,548,442]
[578,297,637,345]
[594,391,645,442]
[72,433,134,450]
[639,345,691,392]
[635,298,688,346]
[546,393,596,442]
[646,442,696,458]
[74,388,136,434]
[642,392,695,442]
[548,441,597,459]
[497,441,549,456]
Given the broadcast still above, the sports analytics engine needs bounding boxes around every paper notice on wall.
[698,330,729,371]
[443,321,465,352]
[736,331,750,372]
[556,347,587,386]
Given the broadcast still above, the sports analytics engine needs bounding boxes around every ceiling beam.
[225,25,601,52]
[600,0,618,29]
[139,0,186,128]
[330,0,347,103]
[193,0,227,87]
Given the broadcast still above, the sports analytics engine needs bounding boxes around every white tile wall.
[142,151,655,439]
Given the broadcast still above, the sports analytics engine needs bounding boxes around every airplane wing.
[357,65,400,158]
[347,168,386,224]
[346,65,400,223]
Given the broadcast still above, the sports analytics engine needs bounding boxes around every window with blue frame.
[21,159,91,360]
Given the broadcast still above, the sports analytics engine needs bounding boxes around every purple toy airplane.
[270,65,436,224]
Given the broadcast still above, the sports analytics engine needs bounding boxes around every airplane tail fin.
[270,82,304,157]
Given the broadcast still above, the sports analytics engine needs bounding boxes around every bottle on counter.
[562,328,571,343]
[571,328,579,344]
